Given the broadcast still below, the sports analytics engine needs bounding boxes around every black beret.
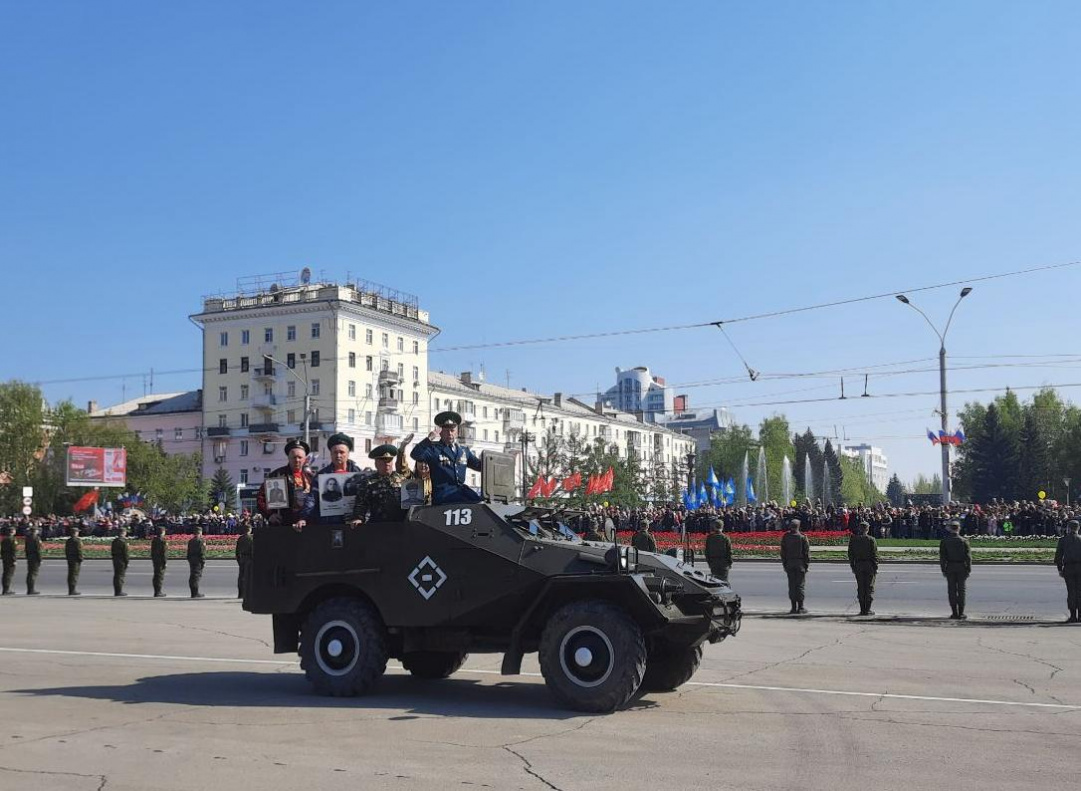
[434,411,462,428]
[327,433,354,451]
[284,438,311,456]
[368,444,397,460]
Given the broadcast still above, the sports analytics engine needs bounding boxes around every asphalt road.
[1,598,1079,791]
[18,558,1072,620]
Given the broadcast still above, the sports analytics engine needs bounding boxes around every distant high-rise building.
[839,443,890,493]
[599,366,673,423]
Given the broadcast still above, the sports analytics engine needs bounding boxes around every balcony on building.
[503,409,526,431]
[375,413,403,436]
[377,396,399,412]
[378,369,401,385]
[456,401,476,419]
[248,422,280,436]
[252,366,276,383]
[206,426,231,437]
[251,393,277,410]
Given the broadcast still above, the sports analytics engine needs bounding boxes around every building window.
[287,325,296,341]
[240,440,249,456]
[412,418,419,431]
[311,350,320,367]
[287,353,296,369]
[311,322,320,339]
[397,336,404,352]
[174,428,183,441]
[365,411,372,426]
[262,356,274,375]
[412,366,419,383]
[347,409,355,423]
[366,356,373,371]
[219,331,228,347]
[240,469,249,484]
[381,332,389,349]
[381,359,389,372]
[217,358,227,374]
[412,392,419,405]
[365,328,373,344]
[241,330,250,345]
[483,429,489,441]
[195,427,203,439]
[348,381,356,397]
[365,383,373,398]
[240,356,249,373]
[240,413,249,428]
[413,340,419,354]
[218,386,227,402]
[218,414,227,428]
[349,352,356,368]
[483,406,489,418]
[154,428,163,441]
[311,379,320,396]
[397,363,404,377]
[494,430,499,442]
[312,407,320,421]
[287,381,296,398]
[287,409,296,424]
[264,328,273,343]
[365,438,372,453]
[348,324,356,340]
[311,436,320,452]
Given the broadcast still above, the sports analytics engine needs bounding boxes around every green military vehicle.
[243,453,741,712]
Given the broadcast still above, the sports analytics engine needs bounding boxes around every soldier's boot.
[796,600,808,615]
[69,588,80,596]
[789,600,798,614]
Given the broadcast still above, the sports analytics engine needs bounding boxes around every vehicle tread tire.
[401,650,468,679]
[641,642,702,692]
[299,597,387,697]
[539,599,646,713]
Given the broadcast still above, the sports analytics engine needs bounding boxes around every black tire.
[299,597,388,697]
[538,599,646,713]
[401,651,468,679]
[641,641,702,692]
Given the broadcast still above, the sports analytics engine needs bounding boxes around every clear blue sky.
[3,1,1080,484]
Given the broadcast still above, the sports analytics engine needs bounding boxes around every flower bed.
[608,530,851,551]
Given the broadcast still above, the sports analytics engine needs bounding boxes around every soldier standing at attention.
[24,525,41,595]
[111,526,130,597]
[940,519,972,619]
[1054,519,1081,623]
[351,445,408,525]
[704,518,733,582]
[780,518,810,614]
[65,525,84,596]
[847,520,879,616]
[187,526,206,598]
[235,524,254,598]
[1,526,16,595]
[151,525,168,597]
[631,519,657,552]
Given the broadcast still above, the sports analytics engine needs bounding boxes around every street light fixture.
[520,430,536,501]
[895,287,973,506]
[265,354,312,449]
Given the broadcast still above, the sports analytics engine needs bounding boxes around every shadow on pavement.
[11,670,587,720]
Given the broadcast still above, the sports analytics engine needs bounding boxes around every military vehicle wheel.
[641,641,702,692]
[299,597,387,697]
[539,599,646,713]
[401,651,468,679]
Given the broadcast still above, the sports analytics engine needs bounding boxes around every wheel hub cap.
[314,620,360,677]
[559,626,615,688]
[574,647,593,667]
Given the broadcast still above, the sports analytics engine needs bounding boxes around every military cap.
[284,438,311,456]
[710,517,725,530]
[638,518,650,530]
[947,519,961,530]
[327,432,354,451]
[787,518,801,529]
[368,443,397,461]
[434,411,463,428]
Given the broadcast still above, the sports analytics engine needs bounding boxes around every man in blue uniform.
[410,411,483,505]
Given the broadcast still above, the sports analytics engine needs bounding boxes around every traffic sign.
[22,497,33,506]
[21,506,32,516]
[22,486,33,498]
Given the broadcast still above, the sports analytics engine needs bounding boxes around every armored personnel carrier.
[243,453,741,712]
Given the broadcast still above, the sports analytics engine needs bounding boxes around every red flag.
[73,489,99,513]
[585,474,599,495]
[601,467,614,493]
[562,472,582,492]
[541,477,559,497]
[526,475,544,499]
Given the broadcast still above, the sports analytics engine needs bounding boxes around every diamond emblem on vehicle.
[408,556,447,600]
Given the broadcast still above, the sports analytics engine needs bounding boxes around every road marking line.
[3,647,1077,711]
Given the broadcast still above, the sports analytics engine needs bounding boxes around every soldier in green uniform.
[780,518,810,614]
[65,526,84,596]
[24,525,41,595]
[1054,519,1081,623]
[187,526,206,598]
[351,445,409,525]
[631,519,658,552]
[582,514,606,542]
[111,526,130,596]
[704,518,733,582]
[1,526,16,595]
[235,524,253,598]
[151,525,168,597]
[847,520,879,615]
[939,520,971,619]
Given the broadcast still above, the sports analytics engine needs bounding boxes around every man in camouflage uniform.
[351,445,408,525]
[1054,519,1081,623]
[187,525,206,598]
[847,520,879,615]
[65,526,84,596]
[939,519,971,619]
[111,526,130,596]
[24,525,41,595]
[780,518,810,614]
[631,519,657,552]
[1,526,16,595]
[151,525,168,597]
[704,517,733,582]
[235,523,254,598]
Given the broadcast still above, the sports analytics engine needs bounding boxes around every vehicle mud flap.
[501,647,524,675]
[273,613,300,653]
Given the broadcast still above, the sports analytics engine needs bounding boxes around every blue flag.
[697,481,708,506]
[746,476,756,504]
[707,465,720,488]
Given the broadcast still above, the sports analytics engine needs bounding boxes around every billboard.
[66,447,127,487]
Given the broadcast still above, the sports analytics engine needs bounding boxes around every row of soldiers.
[0,524,255,599]
[624,516,1081,621]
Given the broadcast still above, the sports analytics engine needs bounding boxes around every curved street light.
[895,287,973,505]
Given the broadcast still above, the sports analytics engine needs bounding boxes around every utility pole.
[520,431,535,501]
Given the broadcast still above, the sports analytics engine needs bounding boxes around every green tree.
[758,415,795,504]
[0,381,48,514]
[885,474,906,506]
[911,473,942,495]
[970,403,1020,502]
[703,424,755,487]
[822,440,842,505]
[209,467,234,505]
[792,429,824,502]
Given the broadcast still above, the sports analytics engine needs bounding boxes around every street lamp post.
[266,354,311,448]
[896,287,973,506]
[520,431,536,501]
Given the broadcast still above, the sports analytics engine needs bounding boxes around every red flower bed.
[603,529,851,552]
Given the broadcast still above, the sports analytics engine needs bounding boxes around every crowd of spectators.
[0,509,264,539]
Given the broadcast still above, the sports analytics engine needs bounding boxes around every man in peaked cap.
[317,433,368,524]
[704,517,733,582]
[351,444,409,525]
[1055,520,1081,623]
[258,438,316,530]
[939,519,971,619]
[410,411,483,505]
[847,520,879,616]
[780,518,810,614]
